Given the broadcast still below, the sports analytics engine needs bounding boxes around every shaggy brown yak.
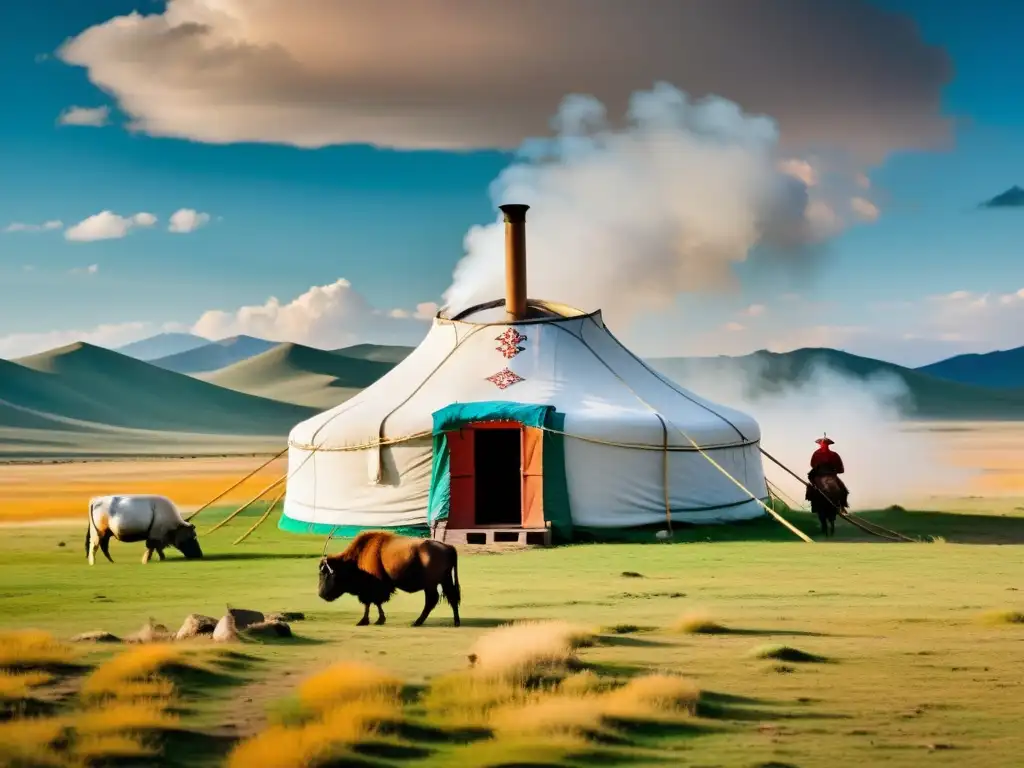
[318,531,461,627]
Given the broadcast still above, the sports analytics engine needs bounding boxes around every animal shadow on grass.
[416,617,511,629]
[161,553,312,563]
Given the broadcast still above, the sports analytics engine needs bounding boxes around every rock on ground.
[227,607,265,630]
[126,619,171,644]
[71,631,120,643]
[213,614,239,643]
[267,612,305,623]
[175,614,219,640]
[242,620,292,639]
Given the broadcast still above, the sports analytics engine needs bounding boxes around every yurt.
[282,204,769,544]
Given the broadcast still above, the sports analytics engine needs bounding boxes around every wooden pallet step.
[438,527,551,547]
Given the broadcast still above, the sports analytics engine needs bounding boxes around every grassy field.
[2,501,1024,767]
[0,456,287,522]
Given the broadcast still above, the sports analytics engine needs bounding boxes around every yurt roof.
[439,298,595,325]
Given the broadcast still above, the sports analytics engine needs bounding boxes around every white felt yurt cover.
[281,301,768,538]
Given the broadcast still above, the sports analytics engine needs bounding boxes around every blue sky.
[1,0,1022,366]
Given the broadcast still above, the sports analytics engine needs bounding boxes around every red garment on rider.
[811,447,844,474]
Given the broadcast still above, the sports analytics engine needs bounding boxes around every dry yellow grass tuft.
[0,716,69,767]
[227,699,401,768]
[0,630,77,670]
[467,620,596,680]
[79,643,181,700]
[297,661,403,714]
[74,700,179,734]
[72,733,155,763]
[0,670,53,700]
[602,674,701,718]
[489,694,609,739]
[672,613,729,635]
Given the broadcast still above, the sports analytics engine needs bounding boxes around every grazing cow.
[87,495,202,565]
[318,531,461,627]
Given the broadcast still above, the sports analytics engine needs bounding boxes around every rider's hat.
[815,436,835,446]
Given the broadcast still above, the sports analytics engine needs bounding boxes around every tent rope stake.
[758,447,916,542]
[185,447,287,522]
[204,475,285,535]
[233,485,287,545]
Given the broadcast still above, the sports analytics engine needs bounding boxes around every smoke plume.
[674,360,976,510]
[443,82,875,320]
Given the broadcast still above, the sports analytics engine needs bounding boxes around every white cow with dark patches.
[87,495,203,565]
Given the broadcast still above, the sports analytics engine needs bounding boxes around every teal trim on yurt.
[425,401,572,541]
[277,512,429,538]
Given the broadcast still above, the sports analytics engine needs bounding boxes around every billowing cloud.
[168,208,211,234]
[4,220,63,233]
[57,0,950,161]
[57,105,110,127]
[69,264,99,276]
[191,279,433,349]
[443,84,880,322]
[65,211,157,242]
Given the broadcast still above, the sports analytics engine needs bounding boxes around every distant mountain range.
[916,347,1024,389]
[200,343,396,409]
[150,335,279,374]
[114,332,210,361]
[3,332,1024,460]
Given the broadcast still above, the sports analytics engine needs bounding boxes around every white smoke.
[443,82,873,320]
[675,360,977,510]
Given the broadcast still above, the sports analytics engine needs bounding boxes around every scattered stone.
[58,541,66,548]
[126,619,171,644]
[620,571,644,579]
[176,614,218,641]
[267,612,305,623]
[213,614,239,643]
[226,607,265,630]
[242,620,292,639]
[71,631,121,643]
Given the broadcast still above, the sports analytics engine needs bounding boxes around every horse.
[808,473,847,538]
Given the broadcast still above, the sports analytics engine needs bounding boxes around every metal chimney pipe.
[499,203,529,321]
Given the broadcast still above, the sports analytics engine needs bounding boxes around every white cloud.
[58,105,110,127]
[0,278,435,360]
[168,208,211,234]
[69,264,99,276]
[191,278,433,349]
[742,304,766,317]
[723,322,745,332]
[778,159,818,187]
[55,0,949,161]
[850,196,880,222]
[65,210,157,242]
[5,220,63,233]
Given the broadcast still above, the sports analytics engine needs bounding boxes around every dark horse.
[808,473,847,538]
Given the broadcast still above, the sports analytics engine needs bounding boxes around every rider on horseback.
[805,435,849,509]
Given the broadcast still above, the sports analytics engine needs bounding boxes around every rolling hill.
[203,343,397,409]
[915,346,1024,389]
[150,335,277,374]
[0,343,316,458]
[333,343,415,364]
[650,347,1024,420]
[114,332,209,361]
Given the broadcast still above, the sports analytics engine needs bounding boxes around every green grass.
[1,502,1023,766]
